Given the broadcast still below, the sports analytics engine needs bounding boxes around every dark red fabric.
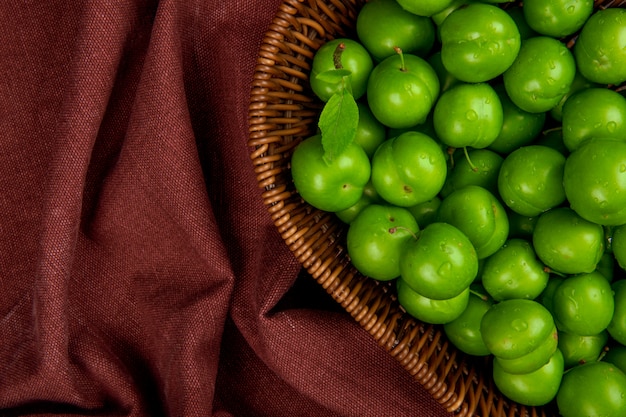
[0,1,452,416]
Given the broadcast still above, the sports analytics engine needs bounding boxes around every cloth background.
[0,1,453,416]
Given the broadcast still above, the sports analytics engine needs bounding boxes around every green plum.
[366,51,440,129]
[310,38,374,102]
[557,361,626,417]
[481,299,555,360]
[290,134,371,212]
[558,330,609,369]
[400,222,478,300]
[396,278,469,324]
[532,207,605,275]
[494,325,558,375]
[440,149,503,198]
[503,36,576,113]
[537,276,566,317]
[574,7,626,85]
[493,348,564,407]
[353,101,387,159]
[443,287,493,356]
[522,0,593,38]
[612,224,626,271]
[562,87,626,152]
[346,204,419,281]
[608,279,626,346]
[563,138,626,226]
[436,185,509,259]
[356,0,436,61]
[488,83,546,155]
[550,70,598,123]
[481,238,549,302]
[335,180,382,224]
[407,197,441,228]
[433,82,503,150]
[371,131,447,207]
[394,0,455,17]
[552,271,614,336]
[498,145,566,217]
[440,3,520,83]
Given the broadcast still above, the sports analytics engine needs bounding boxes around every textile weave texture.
[0,1,452,416]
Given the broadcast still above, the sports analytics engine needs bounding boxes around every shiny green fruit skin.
[537,276,566,317]
[290,134,371,212]
[310,38,374,102]
[433,82,503,149]
[494,325,557,375]
[353,101,386,159]
[522,0,593,38]
[493,348,564,407]
[608,279,626,346]
[503,36,576,113]
[371,131,447,207]
[400,222,478,300]
[481,238,548,302]
[562,87,626,152]
[440,3,520,83]
[550,70,598,122]
[441,149,503,199]
[436,185,508,259]
[559,330,609,370]
[532,207,605,275]
[498,145,566,217]
[505,5,537,41]
[552,271,614,336]
[481,298,555,360]
[335,181,382,224]
[406,197,441,229]
[366,53,440,129]
[612,224,626,271]
[427,51,461,94]
[396,278,469,324]
[356,0,435,61]
[443,289,493,356]
[563,138,626,226]
[488,83,546,155]
[395,0,455,17]
[574,8,626,85]
[557,361,626,417]
[346,204,419,281]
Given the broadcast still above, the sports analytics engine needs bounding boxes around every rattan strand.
[248,0,623,415]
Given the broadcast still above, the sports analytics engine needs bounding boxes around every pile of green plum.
[290,0,626,414]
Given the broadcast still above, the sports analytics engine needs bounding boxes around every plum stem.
[394,46,406,72]
[543,266,567,277]
[333,42,346,70]
[597,345,610,363]
[389,226,418,240]
[447,147,456,169]
[469,288,489,301]
[463,146,478,172]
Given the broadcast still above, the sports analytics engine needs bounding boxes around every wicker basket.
[247,1,624,416]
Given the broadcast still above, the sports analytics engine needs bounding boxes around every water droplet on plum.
[512,319,528,332]
[607,121,617,133]
[466,110,478,121]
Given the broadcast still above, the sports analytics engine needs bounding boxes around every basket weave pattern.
[248,1,625,415]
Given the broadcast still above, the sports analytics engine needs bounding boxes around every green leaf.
[319,87,359,164]
[315,68,352,84]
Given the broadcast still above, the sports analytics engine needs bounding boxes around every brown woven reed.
[247,1,625,416]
